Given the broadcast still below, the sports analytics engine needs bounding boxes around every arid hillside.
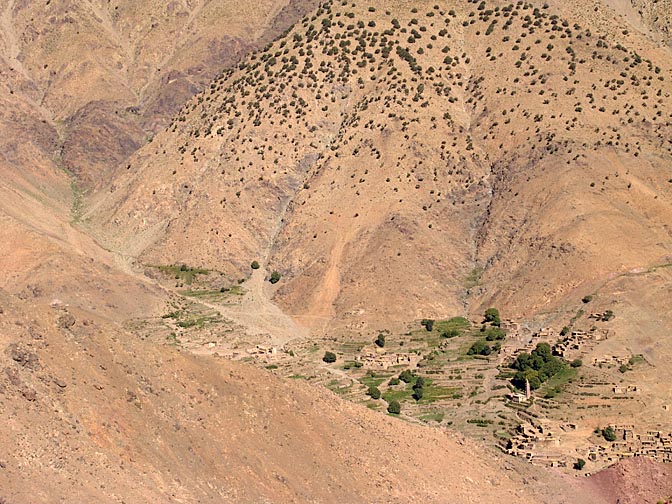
[0,291,604,504]
[0,0,671,502]
[0,0,319,189]
[91,0,672,330]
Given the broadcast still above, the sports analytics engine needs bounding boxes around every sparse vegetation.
[602,426,617,442]
[387,400,401,414]
[420,319,434,332]
[483,308,501,326]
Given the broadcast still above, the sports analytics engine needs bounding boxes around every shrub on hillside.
[483,308,501,326]
[366,386,381,400]
[387,400,401,414]
[420,319,434,332]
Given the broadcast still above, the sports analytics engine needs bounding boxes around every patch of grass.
[419,411,445,423]
[154,264,210,285]
[359,374,388,388]
[329,383,353,395]
[70,180,85,223]
[419,384,461,403]
[180,286,246,300]
[467,418,494,427]
[176,313,221,329]
[180,289,224,298]
[288,374,307,380]
[435,316,471,333]
[569,308,585,325]
[465,266,484,288]
[539,367,577,395]
[382,385,413,403]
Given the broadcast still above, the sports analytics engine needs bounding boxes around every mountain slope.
[0,292,598,504]
[0,0,320,189]
[91,0,672,329]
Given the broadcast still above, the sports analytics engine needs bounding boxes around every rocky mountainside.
[0,0,671,502]
[0,0,319,197]
[92,0,672,329]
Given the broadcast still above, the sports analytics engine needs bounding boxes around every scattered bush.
[421,319,434,332]
[399,369,415,383]
[387,400,401,414]
[483,308,501,326]
[366,386,381,400]
[484,327,506,341]
[468,341,492,356]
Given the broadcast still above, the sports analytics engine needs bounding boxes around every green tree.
[421,319,434,332]
[366,386,381,400]
[323,351,337,363]
[374,333,386,348]
[269,271,281,284]
[399,369,414,383]
[602,426,616,442]
[250,260,260,270]
[574,458,586,470]
[387,400,401,414]
[468,341,491,356]
[484,308,501,326]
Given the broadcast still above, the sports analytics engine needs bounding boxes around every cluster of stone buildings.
[589,425,672,464]
[553,328,609,359]
[504,414,568,467]
[355,351,417,370]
